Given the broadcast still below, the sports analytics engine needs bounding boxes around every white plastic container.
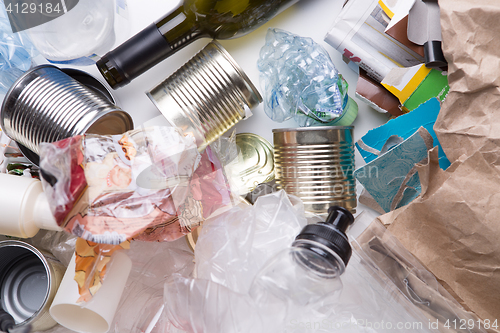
[0,173,61,238]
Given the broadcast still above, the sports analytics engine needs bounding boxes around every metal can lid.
[227,133,275,195]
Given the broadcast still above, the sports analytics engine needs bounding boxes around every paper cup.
[49,251,132,333]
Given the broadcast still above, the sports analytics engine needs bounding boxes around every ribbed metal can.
[1,65,134,164]
[147,41,262,150]
[273,126,356,214]
[0,240,65,331]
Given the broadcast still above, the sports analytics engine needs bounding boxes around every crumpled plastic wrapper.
[258,28,356,127]
[39,126,234,245]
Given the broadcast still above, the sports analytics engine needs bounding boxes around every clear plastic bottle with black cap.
[249,206,354,309]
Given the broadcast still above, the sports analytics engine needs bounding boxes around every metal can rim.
[0,240,54,327]
[272,126,354,133]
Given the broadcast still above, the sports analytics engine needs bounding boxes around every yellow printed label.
[378,0,394,19]
[382,65,431,104]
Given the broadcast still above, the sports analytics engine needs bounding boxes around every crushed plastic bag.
[0,0,38,94]
[39,126,234,245]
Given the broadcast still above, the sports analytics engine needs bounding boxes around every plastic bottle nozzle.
[326,206,354,234]
[293,206,355,275]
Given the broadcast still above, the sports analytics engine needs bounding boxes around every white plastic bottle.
[0,173,61,238]
[249,206,354,311]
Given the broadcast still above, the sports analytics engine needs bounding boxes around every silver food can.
[273,126,356,214]
[0,240,65,331]
[147,41,262,150]
[1,65,134,165]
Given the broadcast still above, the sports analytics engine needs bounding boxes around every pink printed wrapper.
[39,127,234,245]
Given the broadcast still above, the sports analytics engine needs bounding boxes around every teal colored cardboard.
[354,130,428,213]
[356,98,450,169]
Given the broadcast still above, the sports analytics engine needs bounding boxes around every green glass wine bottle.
[97,0,300,89]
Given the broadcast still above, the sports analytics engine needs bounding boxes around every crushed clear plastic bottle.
[258,28,358,127]
[248,206,354,319]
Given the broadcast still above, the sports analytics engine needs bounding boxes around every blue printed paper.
[356,98,450,169]
[355,130,429,213]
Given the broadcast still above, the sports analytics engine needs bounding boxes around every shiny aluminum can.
[273,126,356,214]
[1,65,134,165]
[147,41,262,150]
[0,240,65,331]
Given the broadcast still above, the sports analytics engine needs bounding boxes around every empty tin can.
[1,65,134,165]
[147,41,262,150]
[273,126,356,214]
[0,240,65,331]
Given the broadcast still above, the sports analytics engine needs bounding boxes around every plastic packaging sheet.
[354,215,486,333]
[0,0,38,95]
[39,126,235,245]
[162,191,485,333]
[109,239,195,333]
[195,190,307,294]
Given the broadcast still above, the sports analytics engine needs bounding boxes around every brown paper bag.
[435,0,500,165]
[379,147,500,324]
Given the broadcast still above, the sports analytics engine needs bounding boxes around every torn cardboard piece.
[327,0,427,115]
[381,64,449,112]
[325,0,423,82]
[355,127,433,213]
[378,148,500,325]
[356,98,450,169]
[356,69,404,117]
[385,15,425,58]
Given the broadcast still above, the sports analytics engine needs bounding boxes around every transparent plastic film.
[73,238,130,303]
[353,216,488,333]
[0,0,38,95]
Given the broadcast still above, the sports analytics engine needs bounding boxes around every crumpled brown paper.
[435,0,500,165]
[379,147,500,325]
[376,0,500,326]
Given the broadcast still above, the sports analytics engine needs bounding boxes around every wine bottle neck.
[155,5,208,54]
[97,4,207,89]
